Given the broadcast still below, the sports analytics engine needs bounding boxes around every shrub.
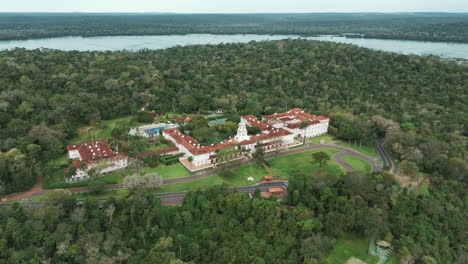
[88,180,106,194]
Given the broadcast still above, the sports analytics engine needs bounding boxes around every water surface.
[0,34,467,59]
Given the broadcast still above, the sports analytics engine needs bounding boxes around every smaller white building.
[65,139,128,183]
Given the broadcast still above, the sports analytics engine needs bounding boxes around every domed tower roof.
[235,122,250,142]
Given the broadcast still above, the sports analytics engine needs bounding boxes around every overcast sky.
[2,0,468,13]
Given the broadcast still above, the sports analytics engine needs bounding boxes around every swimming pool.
[145,126,168,134]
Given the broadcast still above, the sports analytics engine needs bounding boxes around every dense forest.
[0,13,468,43]
[0,40,466,263]
[0,169,466,263]
[0,39,466,192]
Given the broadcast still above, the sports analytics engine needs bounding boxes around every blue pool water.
[145,127,168,134]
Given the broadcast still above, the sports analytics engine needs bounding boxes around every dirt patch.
[344,257,368,264]
[394,173,425,189]
[1,176,44,202]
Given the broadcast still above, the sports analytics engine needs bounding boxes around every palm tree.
[299,120,310,145]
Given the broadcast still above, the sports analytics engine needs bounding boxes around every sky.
[1,0,468,13]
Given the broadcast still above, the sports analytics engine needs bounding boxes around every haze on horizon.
[2,0,468,13]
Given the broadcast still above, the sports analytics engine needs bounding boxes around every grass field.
[144,163,191,179]
[153,149,345,193]
[336,142,378,157]
[153,163,268,193]
[269,148,345,179]
[221,163,269,186]
[155,112,184,123]
[310,134,336,144]
[342,156,372,173]
[325,235,379,264]
[142,142,174,152]
[154,174,225,193]
[68,116,133,144]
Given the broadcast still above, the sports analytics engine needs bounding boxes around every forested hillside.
[0,40,466,194]
[0,40,466,263]
[0,168,466,263]
[0,13,468,43]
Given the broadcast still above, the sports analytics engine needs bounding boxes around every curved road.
[1,140,392,204]
[1,181,289,208]
[376,141,394,171]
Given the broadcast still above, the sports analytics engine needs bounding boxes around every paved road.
[331,145,382,172]
[155,181,289,206]
[0,176,43,202]
[1,140,392,204]
[1,181,289,208]
[376,141,394,172]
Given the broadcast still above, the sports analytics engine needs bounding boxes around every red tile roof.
[262,109,329,128]
[66,139,127,162]
[241,115,271,131]
[174,114,200,124]
[163,125,293,156]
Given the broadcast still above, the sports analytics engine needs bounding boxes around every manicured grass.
[155,174,226,193]
[68,116,133,144]
[153,163,268,193]
[221,163,269,186]
[144,163,191,179]
[155,112,184,123]
[325,235,379,264]
[336,141,378,157]
[155,148,346,193]
[342,156,372,173]
[142,142,173,152]
[269,149,345,179]
[310,134,336,144]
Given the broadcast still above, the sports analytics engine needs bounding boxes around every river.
[0,34,467,59]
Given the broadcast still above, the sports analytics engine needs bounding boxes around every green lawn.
[269,149,345,179]
[154,174,226,193]
[155,112,184,123]
[153,163,268,193]
[336,142,378,157]
[221,163,269,186]
[342,156,372,173]
[310,134,336,144]
[142,142,173,152]
[68,116,133,144]
[144,163,191,179]
[325,235,380,264]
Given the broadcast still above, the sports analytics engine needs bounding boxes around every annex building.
[163,108,329,172]
[65,139,128,182]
